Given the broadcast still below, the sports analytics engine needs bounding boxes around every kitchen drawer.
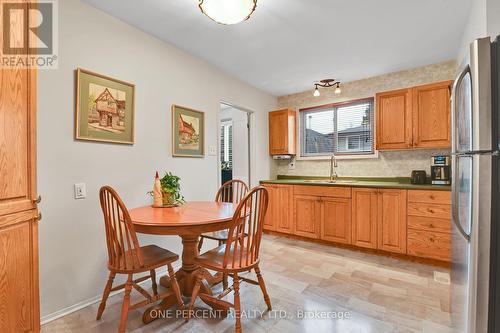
[407,229,451,262]
[293,185,351,198]
[408,190,451,205]
[407,202,451,219]
[407,216,450,234]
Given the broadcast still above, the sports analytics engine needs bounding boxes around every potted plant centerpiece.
[150,171,185,207]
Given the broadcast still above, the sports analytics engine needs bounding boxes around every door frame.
[217,101,254,188]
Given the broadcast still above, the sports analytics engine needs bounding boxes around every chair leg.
[198,236,204,252]
[255,265,272,311]
[96,271,116,320]
[222,272,228,291]
[167,264,184,309]
[233,272,242,333]
[118,275,133,333]
[187,274,202,321]
[150,269,158,296]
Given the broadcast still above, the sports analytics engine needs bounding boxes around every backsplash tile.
[271,60,457,179]
[273,149,451,178]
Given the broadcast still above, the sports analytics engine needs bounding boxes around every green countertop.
[260,175,451,191]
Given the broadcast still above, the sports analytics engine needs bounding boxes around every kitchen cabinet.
[407,190,451,261]
[262,182,451,264]
[376,81,452,150]
[320,197,351,244]
[378,189,407,254]
[293,195,321,238]
[376,88,413,150]
[352,188,378,249]
[0,1,40,329]
[412,81,452,148]
[262,184,293,233]
[268,109,296,155]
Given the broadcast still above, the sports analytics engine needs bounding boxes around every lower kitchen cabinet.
[352,188,378,249]
[262,183,451,264]
[378,189,407,254]
[293,195,321,238]
[320,197,351,244]
[263,184,293,233]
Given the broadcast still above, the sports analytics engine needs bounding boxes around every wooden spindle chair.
[96,186,184,333]
[198,179,249,252]
[187,186,271,333]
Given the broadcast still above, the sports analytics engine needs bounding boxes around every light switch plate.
[74,183,86,199]
[208,145,217,156]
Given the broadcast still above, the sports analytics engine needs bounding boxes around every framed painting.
[75,68,135,144]
[172,104,205,157]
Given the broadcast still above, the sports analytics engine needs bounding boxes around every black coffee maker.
[431,155,451,185]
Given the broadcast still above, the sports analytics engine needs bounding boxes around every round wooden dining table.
[129,201,236,323]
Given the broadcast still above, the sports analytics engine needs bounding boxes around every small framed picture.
[172,104,205,157]
[75,68,135,144]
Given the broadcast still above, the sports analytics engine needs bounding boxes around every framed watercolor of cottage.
[172,105,205,157]
[75,68,135,144]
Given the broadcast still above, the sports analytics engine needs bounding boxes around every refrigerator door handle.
[451,155,471,241]
[451,65,470,154]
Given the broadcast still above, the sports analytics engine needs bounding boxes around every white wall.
[38,0,276,320]
[487,0,500,38]
[457,0,487,61]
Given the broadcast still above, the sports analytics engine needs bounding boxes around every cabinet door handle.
[33,195,41,204]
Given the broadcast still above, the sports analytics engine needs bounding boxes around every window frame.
[298,97,376,159]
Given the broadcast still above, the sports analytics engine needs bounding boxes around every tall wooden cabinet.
[268,109,296,155]
[376,81,452,150]
[0,0,40,330]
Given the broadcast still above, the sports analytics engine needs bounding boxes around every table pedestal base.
[142,235,226,324]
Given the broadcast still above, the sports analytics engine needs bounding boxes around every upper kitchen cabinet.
[376,88,413,150]
[376,81,452,150]
[268,109,296,155]
[412,81,453,148]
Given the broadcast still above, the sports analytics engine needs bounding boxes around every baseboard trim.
[41,264,178,325]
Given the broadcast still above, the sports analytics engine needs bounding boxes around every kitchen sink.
[303,179,358,184]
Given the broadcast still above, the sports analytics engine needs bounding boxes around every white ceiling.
[82,0,472,96]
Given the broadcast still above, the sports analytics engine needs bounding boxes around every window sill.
[296,151,379,161]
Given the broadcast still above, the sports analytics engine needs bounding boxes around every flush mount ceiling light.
[199,0,258,25]
[313,79,342,97]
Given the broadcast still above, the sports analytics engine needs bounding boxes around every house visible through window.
[300,98,374,156]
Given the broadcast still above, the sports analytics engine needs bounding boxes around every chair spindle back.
[223,186,269,270]
[99,186,143,271]
[215,179,249,205]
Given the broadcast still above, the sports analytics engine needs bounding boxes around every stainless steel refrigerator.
[451,36,500,333]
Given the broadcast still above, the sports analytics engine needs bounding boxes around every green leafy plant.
[159,171,185,203]
[148,171,185,205]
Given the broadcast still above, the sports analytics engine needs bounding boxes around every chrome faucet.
[330,154,338,182]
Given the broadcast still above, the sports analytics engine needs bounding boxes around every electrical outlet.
[208,145,217,156]
[74,183,86,199]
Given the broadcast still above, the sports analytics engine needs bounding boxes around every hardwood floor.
[42,234,452,332]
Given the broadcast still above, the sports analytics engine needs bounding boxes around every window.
[300,98,374,156]
[220,120,233,169]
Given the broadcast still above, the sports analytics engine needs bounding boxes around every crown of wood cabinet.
[268,109,297,155]
[376,81,452,150]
